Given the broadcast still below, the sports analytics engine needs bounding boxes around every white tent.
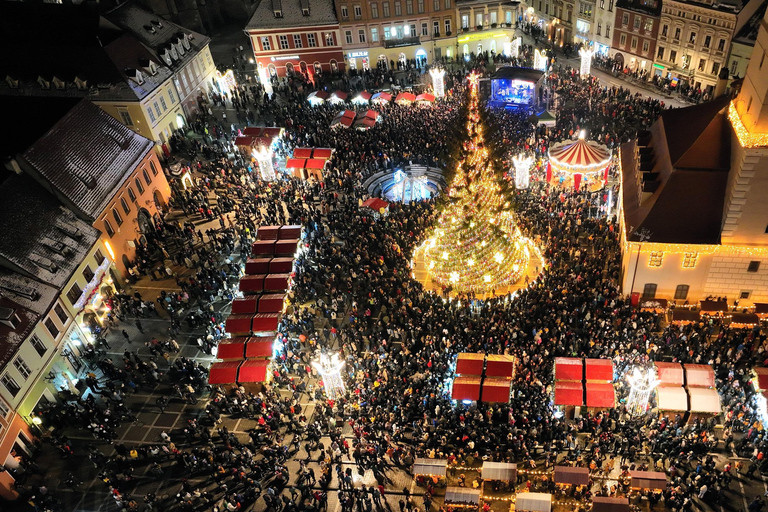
[515,492,551,512]
[688,387,721,414]
[656,386,688,412]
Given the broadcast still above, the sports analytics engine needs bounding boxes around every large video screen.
[491,78,535,105]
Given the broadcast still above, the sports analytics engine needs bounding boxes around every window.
[718,38,725,51]
[150,161,158,177]
[642,283,657,298]
[146,107,156,123]
[674,285,690,300]
[308,33,317,47]
[406,0,413,15]
[371,28,379,42]
[421,22,428,36]
[682,252,698,268]
[44,318,59,338]
[168,88,176,104]
[279,35,289,49]
[143,169,151,186]
[53,306,68,329]
[345,30,353,44]
[445,0,450,7]
[410,24,416,36]
[600,0,604,7]
[620,33,627,46]
[662,24,668,37]
[325,33,335,46]
[631,37,638,50]
[13,358,31,380]
[642,41,649,53]
[698,58,706,71]
[0,397,10,418]
[434,0,440,9]
[418,0,424,13]
[294,34,303,48]
[462,14,469,28]
[674,27,681,40]
[112,208,123,227]
[127,187,136,203]
[104,219,115,238]
[608,0,613,10]
[597,22,601,35]
[153,102,161,117]
[670,50,677,63]
[67,284,82,306]
[371,3,379,17]
[94,249,106,265]
[82,264,95,284]
[135,178,144,194]
[622,13,629,26]
[644,19,652,32]
[648,251,663,267]
[383,1,390,16]
[1,374,20,397]
[395,1,401,16]
[445,19,451,33]
[358,29,366,43]
[384,27,391,39]
[159,97,168,112]
[30,334,47,357]
[634,17,641,29]
[657,46,665,59]
[689,32,696,44]
[605,23,610,37]
[120,197,131,215]
[741,291,752,299]
[434,20,440,35]
[748,261,761,273]
[704,35,711,48]
[341,5,348,18]
[119,111,133,126]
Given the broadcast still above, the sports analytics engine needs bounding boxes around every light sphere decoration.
[512,153,533,190]
[430,67,446,98]
[626,367,661,417]
[253,145,276,181]
[579,47,595,78]
[312,353,346,400]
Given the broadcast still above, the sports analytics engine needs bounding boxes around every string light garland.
[430,67,446,98]
[579,47,594,78]
[420,72,534,293]
[728,100,768,148]
[312,353,346,400]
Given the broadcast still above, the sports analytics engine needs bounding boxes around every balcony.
[384,36,421,48]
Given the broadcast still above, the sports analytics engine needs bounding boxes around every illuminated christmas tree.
[421,73,532,293]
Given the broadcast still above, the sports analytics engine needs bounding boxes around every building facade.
[588,0,617,54]
[245,0,346,78]
[455,0,523,61]
[528,0,575,46]
[611,0,661,76]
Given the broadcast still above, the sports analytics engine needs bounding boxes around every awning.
[231,297,258,315]
[413,458,447,476]
[655,386,687,411]
[554,466,589,486]
[311,149,332,160]
[687,387,721,414]
[234,136,255,147]
[481,461,517,482]
[364,109,379,120]
[305,158,327,170]
[216,337,247,360]
[485,355,515,377]
[452,376,482,401]
[684,364,715,388]
[208,361,241,385]
[585,382,615,408]
[264,273,291,291]
[361,197,390,212]
[245,258,272,275]
[225,314,254,334]
[292,148,313,158]
[307,90,329,103]
[331,117,354,128]
[415,93,436,103]
[258,293,286,313]
[554,381,583,406]
[252,313,280,333]
[238,359,269,383]
[654,362,684,387]
[730,312,759,328]
[257,226,281,240]
[481,377,512,403]
[515,492,551,512]
[755,303,768,316]
[700,299,728,314]
[754,367,768,391]
[269,257,293,273]
[274,239,300,256]
[251,240,276,256]
[671,309,700,324]
[456,353,485,376]
[285,158,306,169]
[584,358,613,382]
[331,90,348,102]
[592,497,630,512]
[555,357,583,381]
[640,298,668,311]
[352,91,372,104]
[245,340,273,359]
[395,92,416,104]
[630,470,667,490]
[354,118,377,130]
[371,92,392,103]
[260,127,282,139]
[239,275,266,293]
[444,487,480,506]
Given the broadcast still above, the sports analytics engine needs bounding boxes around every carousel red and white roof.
[548,136,611,173]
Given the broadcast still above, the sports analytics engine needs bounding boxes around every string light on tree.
[512,153,533,190]
[626,367,661,416]
[579,47,595,78]
[312,353,346,400]
[430,67,446,98]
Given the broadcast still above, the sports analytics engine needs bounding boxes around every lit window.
[30,335,47,356]
[682,252,698,268]
[1,374,21,397]
[44,318,59,338]
[648,252,663,267]
[135,178,144,194]
[54,304,69,324]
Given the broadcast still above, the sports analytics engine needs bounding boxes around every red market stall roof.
[452,376,481,401]
[264,273,291,291]
[730,312,759,328]
[371,92,392,103]
[311,148,332,160]
[286,158,306,169]
[353,91,372,102]
[684,364,715,388]
[687,387,721,414]
[234,136,255,147]
[208,361,241,385]
[654,362,684,387]
[630,471,667,490]
[252,240,276,256]
[592,497,630,512]
[671,309,700,324]
[269,258,293,273]
[354,118,377,130]
[332,90,348,101]
[415,93,436,103]
[246,258,272,275]
[554,380,584,406]
[554,466,589,486]
[585,358,613,382]
[485,354,515,377]
[217,337,247,360]
[555,357,583,381]
[364,109,379,120]
[239,275,266,293]
[257,226,281,240]
[232,297,259,315]
[305,158,327,170]
[754,367,768,391]
[242,127,283,139]
[274,239,299,256]
[338,109,355,119]
[252,313,280,333]
[258,293,286,313]
[548,137,611,175]
[238,359,270,383]
[656,386,688,411]
[700,299,728,314]
[481,377,512,403]
[361,198,390,212]
[585,382,615,408]
[279,225,302,239]
[331,116,354,128]
[225,314,254,334]
[307,90,329,101]
[293,148,313,158]
[245,340,273,359]
[456,353,485,376]
[395,92,416,104]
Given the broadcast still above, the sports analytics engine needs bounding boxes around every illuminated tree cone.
[422,73,531,293]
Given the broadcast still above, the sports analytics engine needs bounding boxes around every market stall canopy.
[730,312,759,328]
[234,136,255,148]
[444,487,480,506]
[481,377,512,403]
[481,461,517,481]
[684,364,715,388]
[585,382,615,408]
[225,314,254,335]
[415,93,436,103]
[216,337,247,360]
[754,367,768,392]
[305,158,328,170]
[268,258,293,274]
[245,258,272,275]
[257,225,281,240]
[371,92,392,103]
[630,471,667,490]
[232,297,259,315]
[554,466,589,486]
[363,109,380,120]
[330,90,348,103]
[670,309,700,324]
[252,240,276,256]
[654,362,684,387]
[656,386,688,411]
[208,361,241,385]
[361,198,390,214]
[395,92,416,104]
[585,358,613,382]
[687,387,721,414]
[307,90,329,104]
[354,117,377,130]
[245,340,273,359]
[285,158,306,170]
[515,492,551,512]
[252,313,280,333]
[258,293,286,313]
[555,357,583,381]
[452,376,481,401]
[639,298,668,312]
[264,273,291,291]
[537,111,556,126]
[700,299,728,314]
[239,275,266,293]
[456,353,485,376]
[485,354,515,377]
[292,148,313,158]
[352,91,372,104]
[238,359,269,383]
[274,239,300,256]
[592,496,630,512]
[554,380,584,406]
[755,303,768,317]
[413,458,447,476]
[548,136,611,175]
[310,149,332,160]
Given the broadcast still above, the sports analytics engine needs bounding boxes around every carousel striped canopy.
[548,137,611,174]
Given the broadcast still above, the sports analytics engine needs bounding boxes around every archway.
[614,52,624,68]
[176,113,185,128]
[330,59,338,72]
[137,208,154,234]
[286,62,295,75]
[153,190,166,212]
[477,43,483,54]
[268,64,277,77]
[415,49,427,68]
[314,62,322,74]
[398,52,406,68]
[378,55,388,69]
[300,61,308,75]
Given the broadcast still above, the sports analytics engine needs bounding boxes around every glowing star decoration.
[534,49,548,71]
[253,145,276,181]
[429,67,446,98]
[626,367,661,417]
[512,153,533,190]
[312,353,346,400]
[579,47,594,78]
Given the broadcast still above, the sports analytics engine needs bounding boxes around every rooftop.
[616,0,663,15]
[734,0,768,43]
[246,0,339,31]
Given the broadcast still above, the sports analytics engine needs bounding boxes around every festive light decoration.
[253,145,276,181]
[728,100,768,148]
[430,67,446,98]
[420,72,533,293]
[579,47,594,78]
[512,153,533,190]
[312,353,346,400]
[626,367,660,416]
[534,49,548,71]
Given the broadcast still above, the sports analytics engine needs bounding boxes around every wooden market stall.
[730,312,759,329]
[554,381,584,407]
[252,240,276,256]
[256,225,281,240]
[629,470,666,490]
[452,376,482,402]
[515,492,552,512]
[444,487,480,509]
[251,313,280,333]
[592,496,630,512]
[752,367,768,392]
[654,362,684,387]
[481,377,512,403]
[456,353,485,376]
[395,92,416,105]
[639,298,667,313]
[371,92,392,104]
[655,386,688,412]
[584,359,613,382]
[413,458,447,484]
[670,309,700,325]
[245,339,274,359]
[216,337,247,360]
[585,382,616,409]
[485,355,516,377]
[245,258,272,275]
[554,466,589,486]
[554,357,583,381]
[700,299,728,316]
[683,364,715,388]
[687,387,722,417]
[225,314,254,336]
[755,303,768,320]
[208,361,241,385]
[481,461,517,490]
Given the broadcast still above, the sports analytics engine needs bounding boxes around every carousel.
[546,132,612,190]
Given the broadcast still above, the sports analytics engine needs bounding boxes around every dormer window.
[161,49,172,66]
[149,61,158,75]
[37,76,50,89]
[126,69,145,85]
[151,19,163,29]
[143,24,156,34]
[181,33,191,50]
[302,8,310,15]
[170,47,179,60]
[5,76,19,88]
[74,76,87,90]
[52,76,66,90]
[0,308,20,330]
